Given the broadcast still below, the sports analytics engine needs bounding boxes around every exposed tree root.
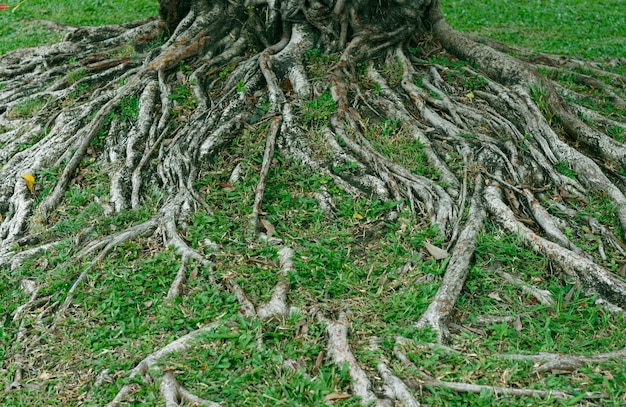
[323,313,383,406]
[105,321,223,407]
[257,246,294,319]
[160,370,221,407]
[2,0,626,405]
[486,185,626,308]
[415,176,485,341]
[496,269,554,306]
[393,338,608,403]
[503,348,626,374]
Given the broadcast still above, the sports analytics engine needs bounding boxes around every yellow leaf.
[21,173,35,192]
[465,92,475,99]
[352,212,363,220]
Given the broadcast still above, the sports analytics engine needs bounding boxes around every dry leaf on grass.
[424,241,448,260]
[260,218,275,236]
[325,392,351,401]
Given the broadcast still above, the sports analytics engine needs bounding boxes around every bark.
[2,0,626,405]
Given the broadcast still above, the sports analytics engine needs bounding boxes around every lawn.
[0,0,157,55]
[443,0,626,60]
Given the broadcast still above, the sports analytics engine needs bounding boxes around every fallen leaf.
[39,371,52,380]
[283,77,293,94]
[513,316,523,331]
[260,218,275,236]
[0,4,8,11]
[465,92,475,99]
[312,350,324,374]
[525,296,538,305]
[217,182,235,191]
[22,173,35,192]
[424,241,448,260]
[488,292,503,302]
[504,187,520,210]
[563,286,576,304]
[352,211,364,220]
[295,319,308,337]
[325,392,351,401]
[617,263,626,277]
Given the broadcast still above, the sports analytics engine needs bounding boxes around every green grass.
[118,95,140,122]
[303,48,339,80]
[360,117,441,179]
[442,0,626,60]
[300,90,336,125]
[7,96,51,118]
[0,0,157,55]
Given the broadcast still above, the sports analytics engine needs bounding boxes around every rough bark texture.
[2,0,626,405]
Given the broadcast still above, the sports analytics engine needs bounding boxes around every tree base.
[2,1,626,405]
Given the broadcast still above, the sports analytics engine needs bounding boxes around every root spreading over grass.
[2,0,626,405]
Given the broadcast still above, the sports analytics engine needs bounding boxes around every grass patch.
[7,96,52,119]
[442,0,626,60]
[65,67,88,85]
[361,116,440,179]
[300,90,336,125]
[118,95,140,122]
[169,82,199,112]
[303,48,339,80]
[0,0,157,54]
[555,160,578,179]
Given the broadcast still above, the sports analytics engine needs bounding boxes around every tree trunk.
[2,0,626,405]
[159,0,192,32]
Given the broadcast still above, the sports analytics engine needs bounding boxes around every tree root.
[105,321,223,407]
[503,348,626,374]
[393,338,608,403]
[160,370,221,407]
[323,313,383,406]
[415,176,485,342]
[485,184,626,307]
